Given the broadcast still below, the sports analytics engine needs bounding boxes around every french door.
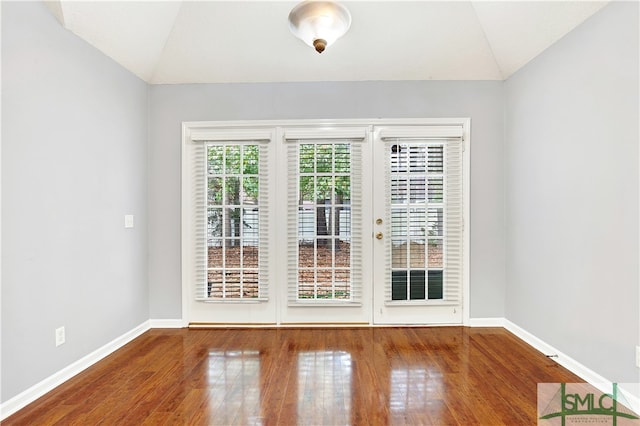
[278,127,372,325]
[182,120,468,326]
[371,125,466,325]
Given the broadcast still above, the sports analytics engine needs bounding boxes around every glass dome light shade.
[288,1,352,53]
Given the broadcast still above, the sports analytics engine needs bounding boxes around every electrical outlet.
[636,346,640,368]
[55,326,66,347]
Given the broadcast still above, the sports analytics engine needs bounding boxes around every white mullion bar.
[313,235,318,300]
[419,142,428,299]
[221,146,227,299]
[443,139,450,302]
[425,142,431,300]
[313,144,318,299]
[332,211,336,300]
[404,163,410,299]
[331,144,336,299]
[239,146,245,299]
[331,143,337,299]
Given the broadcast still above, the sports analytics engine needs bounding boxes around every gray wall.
[505,1,639,384]
[148,81,506,319]
[1,2,149,402]
[6,0,636,410]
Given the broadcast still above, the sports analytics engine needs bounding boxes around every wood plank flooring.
[3,327,584,425]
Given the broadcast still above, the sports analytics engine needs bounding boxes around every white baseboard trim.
[3,318,637,419]
[504,319,640,415]
[0,321,151,421]
[149,319,185,328]
[469,317,506,327]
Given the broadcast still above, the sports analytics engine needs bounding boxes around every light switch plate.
[124,215,134,228]
[55,326,65,347]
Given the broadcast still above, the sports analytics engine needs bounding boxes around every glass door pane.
[372,137,463,325]
[297,143,352,301]
[389,143,444,302]
[281,134,372,325]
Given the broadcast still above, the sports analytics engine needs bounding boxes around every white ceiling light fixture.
[288,1,352,53]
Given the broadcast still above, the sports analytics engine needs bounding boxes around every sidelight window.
[188,138,270,302]
[285,129,366,306]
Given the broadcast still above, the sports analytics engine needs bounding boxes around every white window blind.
[380,126,463,306]
[189,139,271,302]
[285,130,366,306]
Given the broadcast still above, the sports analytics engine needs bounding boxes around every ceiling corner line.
[469,1,507,81]
[44,0,66,27]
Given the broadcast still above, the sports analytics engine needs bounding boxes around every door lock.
[375,232,383,240]
[376,218,383,225]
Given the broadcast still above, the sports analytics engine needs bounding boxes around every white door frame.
[181,119,470,327]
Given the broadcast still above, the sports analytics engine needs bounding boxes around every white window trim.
[182,128,275,308]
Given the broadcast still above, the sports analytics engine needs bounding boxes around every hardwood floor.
[4,327,584,425]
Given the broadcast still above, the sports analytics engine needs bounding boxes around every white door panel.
[372,126,467,325]
[278,129,372,325]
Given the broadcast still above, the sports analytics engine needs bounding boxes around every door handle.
[375,232,383,240]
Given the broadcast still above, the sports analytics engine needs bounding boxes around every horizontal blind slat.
[350,142,363,304]
[444,139,463,305]
[193,142,207,300]
[258,143,270,300]
[287,144,299,303]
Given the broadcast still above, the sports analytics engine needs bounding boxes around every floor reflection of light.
[208,350,262,426]
[298,351,352,426]
[390,366,443,419]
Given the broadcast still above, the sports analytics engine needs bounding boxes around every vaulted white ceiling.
[45,1,608,84]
